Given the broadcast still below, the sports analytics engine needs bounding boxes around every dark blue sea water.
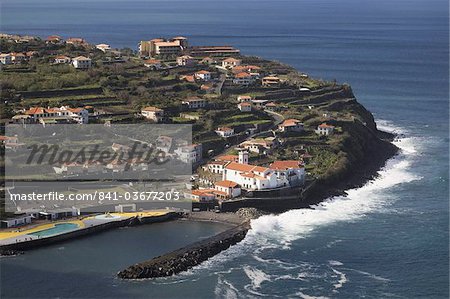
[1,0,448,298]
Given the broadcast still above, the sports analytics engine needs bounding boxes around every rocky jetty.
[117,221,250,279]
[236,208,266,219]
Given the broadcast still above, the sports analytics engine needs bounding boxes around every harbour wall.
[117,221,250,279]
[0,213,177,254]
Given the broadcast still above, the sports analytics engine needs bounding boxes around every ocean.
[1,0,448,298]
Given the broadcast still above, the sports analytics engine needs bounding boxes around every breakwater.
[117,221,250,279]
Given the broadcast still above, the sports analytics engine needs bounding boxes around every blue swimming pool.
[29,223,79,238]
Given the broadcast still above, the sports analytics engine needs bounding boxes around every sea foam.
[246,120,422,249]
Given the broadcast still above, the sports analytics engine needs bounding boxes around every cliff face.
[302,88,399,203]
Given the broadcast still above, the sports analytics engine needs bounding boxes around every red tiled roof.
[318,123,335,128]
[280,119,301,127]
[225,162,269,173]
[215,180,239,188]
[235,72,251,78]
[270,160,303,170]
[216,155,238,162]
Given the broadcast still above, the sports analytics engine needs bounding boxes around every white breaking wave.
[246,121,422,249]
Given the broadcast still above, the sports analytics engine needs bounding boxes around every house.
[269,160,306,187]
[176,55,197,66]
[240,137,279,155]
[264,102,278,111]
[0,214,32,228]
[182,97,208,109]
[205,160,228,174]
[141,106,164,122]
[237,95,252,102]
[0,135,25,150]
[222,162,278,190]
[278,119,304,133]
[22,106,89,124]
[215,127,234,138]
[188,189,216,202]
[238,102,252,112]
[200,83,214,92]
[0,53,12,65]
[61,107,89,124]
[215,155,239,163]
[180,75,195,83]
[232,65,261,74]
[54,55,71,64]
[222,57,242,68]
[11,52,27,64]
[251,99,269,109]
[46,35,62,44]
[144,59,162,69]
[200,57,218,65]
[214,180,241,199]
[316,123,335,136]
[96,43,111,52]
[72,56,92,69]
[233,72,254,85]
[262,76,281,87]
[194,70,211,81]
[175,143,203,164]
[66,37,87,46]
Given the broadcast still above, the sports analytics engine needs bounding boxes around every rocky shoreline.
[116,126,398,279]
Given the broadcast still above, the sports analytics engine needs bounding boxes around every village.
[0,33,361,228]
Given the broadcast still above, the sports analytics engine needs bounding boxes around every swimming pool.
[29,223,79,238]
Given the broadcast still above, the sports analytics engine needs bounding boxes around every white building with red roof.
[222,57,242,68]
[175,143,202,164]
[144,59,162,69]
[215,127,234,138]
[141,106,164,122]
[270,160,306,187]
[22,106,89,124]
[54,55,71,64]
[278,119,304,133]
[222,161,278,190]
[72,56,91,69]
[316,123,335,136]
[214,180,241,199]
[233,72,254,85]
[194,70,211,81]
[238,102,252,112]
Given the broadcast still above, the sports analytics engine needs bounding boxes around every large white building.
[20,106,89,124]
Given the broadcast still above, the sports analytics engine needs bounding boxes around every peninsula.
[0,34,398,276]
